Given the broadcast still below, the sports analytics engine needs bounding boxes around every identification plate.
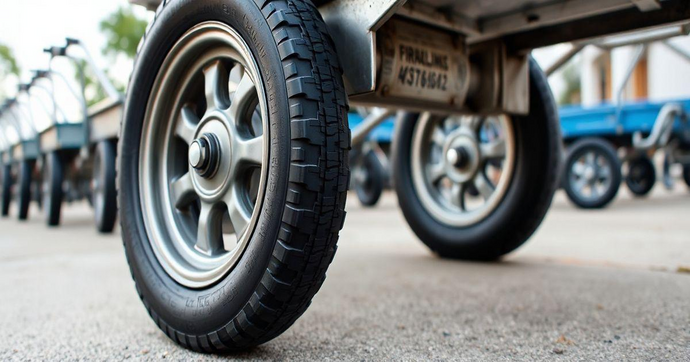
[378,19,469,105]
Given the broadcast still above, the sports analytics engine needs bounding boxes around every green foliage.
[0,43,21,100]
[100,6,148,60]
[0,44,20,77]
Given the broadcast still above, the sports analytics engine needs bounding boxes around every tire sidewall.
[119,0,290,334]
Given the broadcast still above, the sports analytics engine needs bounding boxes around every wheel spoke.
[460,116,481,132]
[171,173,196,209]
[598,166,611,180]
[228,63,244,94]
[427,162,446,184]
[432,127,446,147]
[228,73,257,126]
[196,202,225,255]
[480,139,506,160]
[236,135,264,166]
[590,184,600,198]
[175,106,198,144]
[572,162,586,176]
[473,173,495,200]
[203,60,230,111]
[573,177,588,192]
[225,187,251,239]
[449,182,465,210]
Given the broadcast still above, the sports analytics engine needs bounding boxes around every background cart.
[547,27,690,208]
[1,95,41,221]
[37,38,123,231]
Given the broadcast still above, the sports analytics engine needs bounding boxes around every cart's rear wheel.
[18,160,34,221]
[626,155,656,197]
[118,0,348,352]
[93,141,118,233]
[353,149,384,207]
[393,59,562,260]
[43,152,64,227]
[1,164,11,217]
[563,138,622,209]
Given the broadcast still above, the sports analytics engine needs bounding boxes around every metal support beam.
[545,44,586,77]
[351,108,395,147]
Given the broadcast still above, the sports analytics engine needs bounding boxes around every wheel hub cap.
[189,134,222,178]
[446,147,470,169]
[444,133,480,184]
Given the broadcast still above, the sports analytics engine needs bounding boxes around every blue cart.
[560,99,690,208]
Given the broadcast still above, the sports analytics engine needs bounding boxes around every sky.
[0,0,152,96]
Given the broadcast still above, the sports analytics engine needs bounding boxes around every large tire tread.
[119,0,349,352]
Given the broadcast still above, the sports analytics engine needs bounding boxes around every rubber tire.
[683,165,690,189]
[43,152,65,227]
[1,164,11,217]
[94,141,118,233]
[118,0,349,353]
[625,155,656,197]
[393,58,563,261]
[18,160,34,221]
[354,149,384,207]
[563,138,622,209]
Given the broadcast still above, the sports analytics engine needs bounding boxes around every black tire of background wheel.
[44,152,64,227]
[18,160,34,221]
[355,150,384,207]
[625,155,656,197]
[683,165,690,188]
[392,58,563,261]
[563,137,622,209]
[95,141,118,233]
[1,164,11,217]
[117,0,349,353]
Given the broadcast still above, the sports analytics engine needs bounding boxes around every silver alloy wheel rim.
[411,112,515,227]
[569,150,613,201]
[139,22,269,288]
[93,149,104,221]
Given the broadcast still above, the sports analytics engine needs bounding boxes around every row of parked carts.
[0,38,122,232]
[2,31,690,233]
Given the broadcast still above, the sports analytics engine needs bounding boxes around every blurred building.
[537,35,690,107]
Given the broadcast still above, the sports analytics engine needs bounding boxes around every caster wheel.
[563,138,622,209]
[393,58,562,261]
[118,0,348,353]
[18,160,35,221]
[93,141,117,233]
[353,149,384,207]
[626,155,656,197]
[683,165,690,189]
[2,164,11,217]
[43,152,65,227]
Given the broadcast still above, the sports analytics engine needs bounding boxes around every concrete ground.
[0,187,688,361]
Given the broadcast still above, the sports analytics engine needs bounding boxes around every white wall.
[647,37,690,101]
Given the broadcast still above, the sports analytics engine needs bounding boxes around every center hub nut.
[447,147,470,169]
[189,133,221,178]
